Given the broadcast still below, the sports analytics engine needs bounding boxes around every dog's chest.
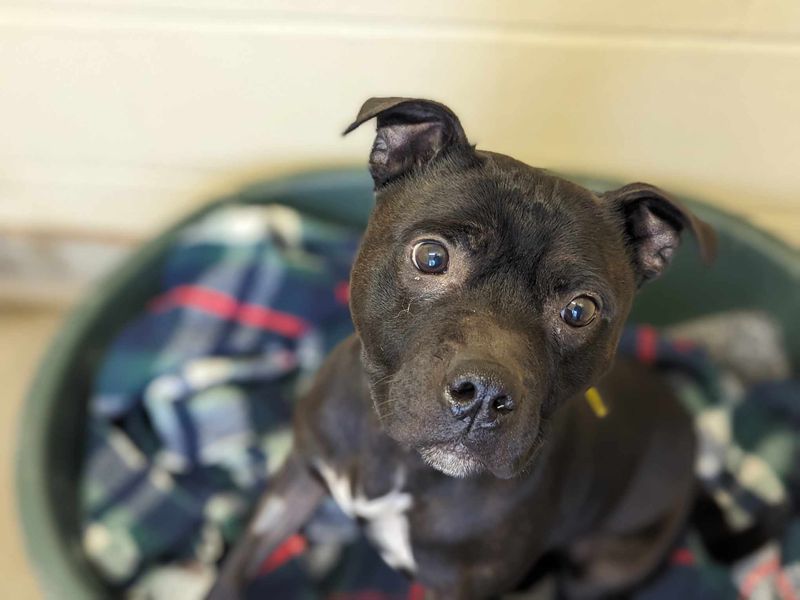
[315,461,417,573]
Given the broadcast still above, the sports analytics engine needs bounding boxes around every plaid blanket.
[80,203,800,599]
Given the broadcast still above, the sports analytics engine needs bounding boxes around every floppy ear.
[343,97,470,187]
[604,182,717,285]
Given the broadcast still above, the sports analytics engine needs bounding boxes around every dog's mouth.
[418,441,486,478]
[369,362,549,480]
[417,435,544,479]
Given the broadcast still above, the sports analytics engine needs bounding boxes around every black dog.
[208,97,716,599]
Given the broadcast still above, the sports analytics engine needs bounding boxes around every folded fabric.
[82,204,359,587]
[80,203,800,599]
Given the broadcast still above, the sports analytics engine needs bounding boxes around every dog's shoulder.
[293,334,380,461]
[591,358,696,531]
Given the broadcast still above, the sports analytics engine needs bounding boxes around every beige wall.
[2,1,799,245]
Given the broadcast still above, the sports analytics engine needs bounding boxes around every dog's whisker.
[373,397,394,410]
[395,299,414,319]
[377,409,399,423]
[371,372,396,387]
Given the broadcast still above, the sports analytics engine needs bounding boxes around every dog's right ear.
[343,97,470,187]
[603,182,717,286]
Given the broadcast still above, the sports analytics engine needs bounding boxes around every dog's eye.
[561,296,598,327]
[412,241,449,274]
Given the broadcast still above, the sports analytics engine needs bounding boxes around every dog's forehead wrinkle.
[387,155,610,271]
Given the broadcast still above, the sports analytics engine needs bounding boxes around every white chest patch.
[315,462,416,573]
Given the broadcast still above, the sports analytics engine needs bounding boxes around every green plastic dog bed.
[16,168,800,598]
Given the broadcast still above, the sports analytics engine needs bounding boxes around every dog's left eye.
[412,241,449,274]
[561,296,598,327]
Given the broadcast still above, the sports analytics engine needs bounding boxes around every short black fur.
[209,97,717,600]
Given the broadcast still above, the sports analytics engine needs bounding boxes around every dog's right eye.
[561,295,599,327]
[412,241,449,274]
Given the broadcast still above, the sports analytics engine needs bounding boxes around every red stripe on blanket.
[776,569,799,600]
[257,534,308,575]
[739,555,780,599]
[407,583,426,600]
[149,285,310,338]
[335,281,351,305]
[670,548,695,566]
[636,325,659,364]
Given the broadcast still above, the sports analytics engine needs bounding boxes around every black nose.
[445,363,515,424]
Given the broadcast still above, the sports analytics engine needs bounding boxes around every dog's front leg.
[205,453,326,600]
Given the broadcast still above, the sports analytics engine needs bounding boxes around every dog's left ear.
[343,97,470,187]
[604,182,717,285]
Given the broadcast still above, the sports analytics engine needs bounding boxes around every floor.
[0,305,64,598]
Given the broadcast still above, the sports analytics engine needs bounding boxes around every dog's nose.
[445,362,515,424]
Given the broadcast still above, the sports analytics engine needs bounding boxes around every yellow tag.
[585,387,608,418]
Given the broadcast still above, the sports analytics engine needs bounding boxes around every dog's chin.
[418,442,485,478]
[418,437,543,480]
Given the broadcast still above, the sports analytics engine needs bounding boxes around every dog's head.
[344,97,715,479]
